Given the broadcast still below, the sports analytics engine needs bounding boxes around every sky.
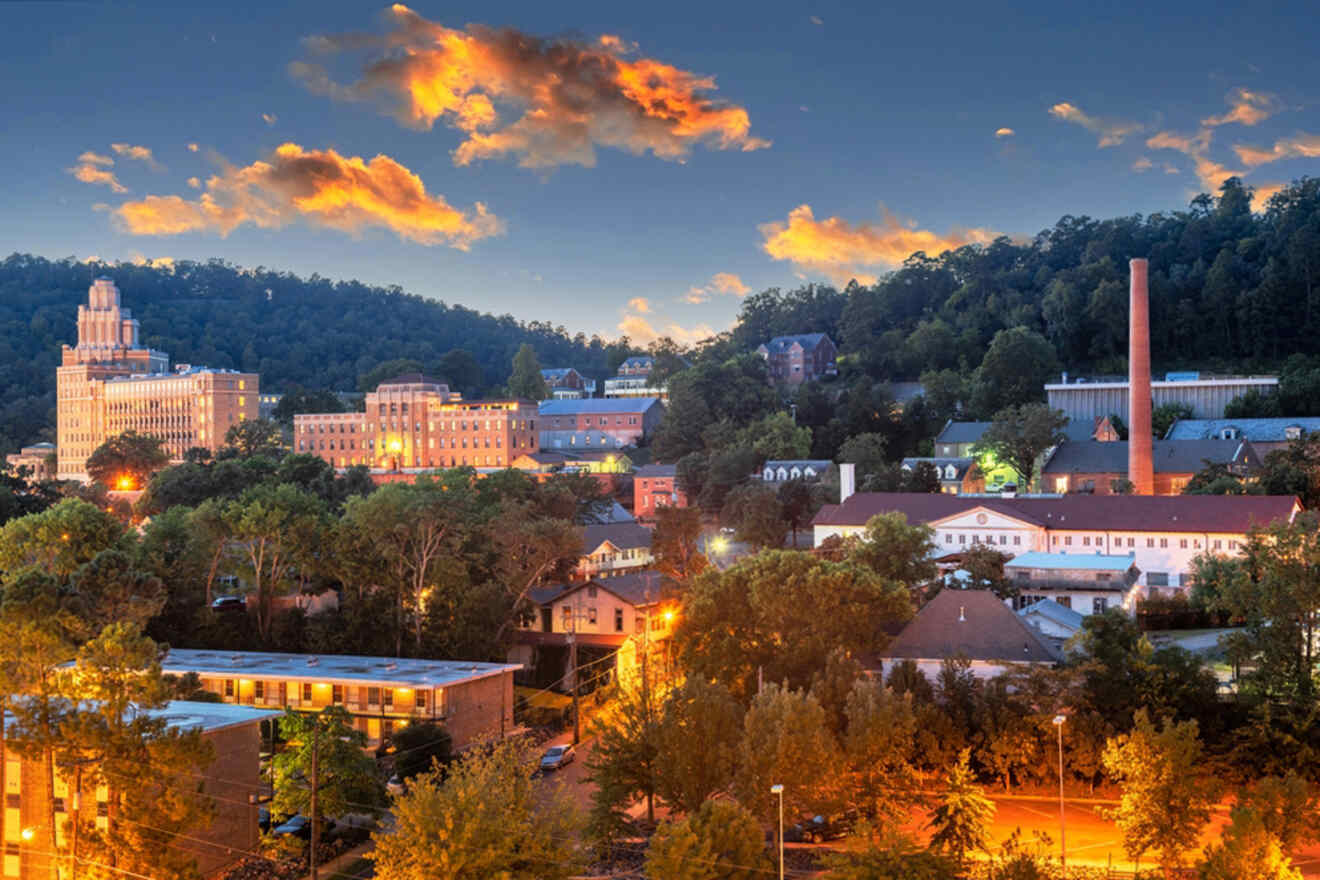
[4,0,1320,344]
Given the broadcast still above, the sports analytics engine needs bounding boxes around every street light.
[1052,714,1067,878]
[770,784,784,880]
[19,827,34,842]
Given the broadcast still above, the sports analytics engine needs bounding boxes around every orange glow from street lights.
[388,439,403,453]
[662,609,675,623]
[20,828,34,842]
[115,475,135,491]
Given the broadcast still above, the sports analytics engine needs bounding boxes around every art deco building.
[294,373,538,470]
[56,278,259,481]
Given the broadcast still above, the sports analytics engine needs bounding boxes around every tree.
[1103,709,1216,878]
[844,512,938,590]
[271,387,346,425]
[973,403,1068,490]
[223,418,286,458]
[823,829,958,880]
[1152,402,1194,439]
[1198,807,1303,880]
[220,483,327,640]
[391,722,453,782]
[651,506,709,581]
[644,799,771,880]
[720,484,787,549]
[1236,772,1320,850]
[970,326,1059,417]
[675,551,912,700]
[738,411,811,461]
[736,683,842,825]
[0,497,124,582]
[85,429,171,489]
[586,676,664,828]
[927,749,994,867]
[273,707,386,837]
[1258,433,1320,509]
[956,544,1014,598]
[371,738,584,880]
[837,432,888,483]
[508,343,550,400]
[654,677,744,814]
[842,679,921,821]
[777,479,825,546]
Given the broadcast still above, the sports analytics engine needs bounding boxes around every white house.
[761,459,833,483]
[813,492,1299,597]
[1004,551,1138,616]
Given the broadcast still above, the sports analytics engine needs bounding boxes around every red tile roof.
[813,492,1299,534]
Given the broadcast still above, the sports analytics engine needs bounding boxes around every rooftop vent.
[306,657,319,667]
[383,662,398,671]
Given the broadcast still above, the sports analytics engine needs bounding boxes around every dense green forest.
[3,175,1318,456]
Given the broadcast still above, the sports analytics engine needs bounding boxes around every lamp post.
[770,784,784,880]
[1052,714,1067,878]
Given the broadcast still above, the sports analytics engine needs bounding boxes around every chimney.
[1128,258,1154,495]
[839,462,856,503]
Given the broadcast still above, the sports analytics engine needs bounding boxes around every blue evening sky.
[3,0,1318,341]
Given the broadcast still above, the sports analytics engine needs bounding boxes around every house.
[602,356,681,400]
[1041,438,1259,495]
[541,367,596,399]
[901,457,981,494]
[538,397,665,450]
[872,590,1063,681]
[812,491,1300,597]
[512,571,678,690]
[756,334,838,386]
[1003,551,1139,616]
[159,649,520,749]
[1017,598,1086,641]
[634,463,688,519]
[510,449,632,476]
[1164,417,1320,456]
[760,459,834,483]
[2,701,275,880]
[617,356,654,376]
[934,421,991,458]
[577,522,654,579]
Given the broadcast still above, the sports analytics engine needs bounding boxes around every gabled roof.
[1042,439,1257,474]
[620,356,654,370]
[1017,599,1086,632]
[812,492,1300,534]
[581,500,637,524]
[541,367,578,381]
[935,420,993,445]
[881,590,1062,664]
[539,398,663,415]
[1004,552,1135,572]
[902,457,974,480]
[759,333,832,354]
[1165,417,1320,442]
[532,571,674,609]
[763,459,833,470]
[635,463,677,478]
[581,522,653,554]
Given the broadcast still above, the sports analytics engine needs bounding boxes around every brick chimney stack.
[1128,258,1154,495]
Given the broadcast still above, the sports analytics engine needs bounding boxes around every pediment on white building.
[932,507,1039,531]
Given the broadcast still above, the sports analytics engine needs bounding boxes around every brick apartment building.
[56,278,258,481]
[295,374,537,470]
[756,333,837,386]
[633,463,688,519]
[538,398,665,450]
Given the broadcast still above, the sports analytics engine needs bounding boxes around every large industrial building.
[1044,372,1277,424]
[56,278,259,481]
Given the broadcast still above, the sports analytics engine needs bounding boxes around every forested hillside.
[3,176,1318,456]
[0,254,632,453]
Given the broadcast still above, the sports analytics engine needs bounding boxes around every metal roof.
[1042,439,1256,474]
[1004,552,1135,571]
[160,649,520,689]
[1017,599,1086,631]
[539,398,663,415]
[1165,417,1320,442]
[880,590,1062,664]
[935,421,993,445]
[759,333,832,354]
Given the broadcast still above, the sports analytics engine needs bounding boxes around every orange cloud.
[1146,128,1281,208]
[69,158,127,193]
[759,204,999,285]
[1202,87,1282,128]
[262,113,278,126]
[1232,133,1320,167]
[617,312,716,347]
[186,176,201,189]
[291,4,769,169]
[994,127,1014,138]
[627,297,652,313]
[1048,102,1141,147]
[1132,156,1153,172]
[682,272,750,303]
[187,143,200,153]
[111,143,162,170]
[114,142,502,249]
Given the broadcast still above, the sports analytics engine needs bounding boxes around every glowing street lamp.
[19,827,34,842]
[770,784,784,880]
[115,474,135,491]
[710,535,728,555]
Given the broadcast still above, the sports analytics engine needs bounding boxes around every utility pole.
[69,766,81,880]
[568,611,580,745]
[309,722,319,880]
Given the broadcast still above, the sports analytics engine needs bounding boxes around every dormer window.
[1219,427,1240,440]
[1286,426,1303,440]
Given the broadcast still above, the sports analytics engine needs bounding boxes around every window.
[254,680,264,700]
[1014,536,1021,546]
[1127,538,1134,548]
[1180,539,1188,549]
[53,797,65,814]
[367,687,381,705]
[958,534,966,545]
[224,679,235,698]
[945,534,952,544]
[332,685,343,704]
[1160,538,1168,548]
[5,794,19,809]
[615,608,624,632]
[1093,597,1108,614]
[635,616,644,633]
[1064,536,1072,546]
[588,607,598,624]
[1147,572,1169,586]
[1056,596,1072,609]
[1082,536,1090,546]
[302,683,313,702]
[417,690,429,712]
[383,689,393,709]
[1147,538,1155,548]
[1213,539,1222,550]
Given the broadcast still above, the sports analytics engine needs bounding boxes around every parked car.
[787,810,858,844]
[539,744,575,772]
[211,595,245,612]
[270,815,310,839]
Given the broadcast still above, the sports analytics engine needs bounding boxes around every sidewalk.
[301,841,372,880]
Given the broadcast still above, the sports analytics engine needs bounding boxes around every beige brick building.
[159,649,519,750]
[295,374,538,470]
[56,278,258,481]
[2,701,273,880]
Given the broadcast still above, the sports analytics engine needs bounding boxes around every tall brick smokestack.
[1128,258,1154,495]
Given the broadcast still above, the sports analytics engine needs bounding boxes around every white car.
[539,744,575,772]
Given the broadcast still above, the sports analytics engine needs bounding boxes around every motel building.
[159,649,520,750]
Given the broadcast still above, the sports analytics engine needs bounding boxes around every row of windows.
[945,533,1024,546]
[301,418,537,433]
[551,416,641,427]
[1048,535,1238,551]
[221,679,433,711]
